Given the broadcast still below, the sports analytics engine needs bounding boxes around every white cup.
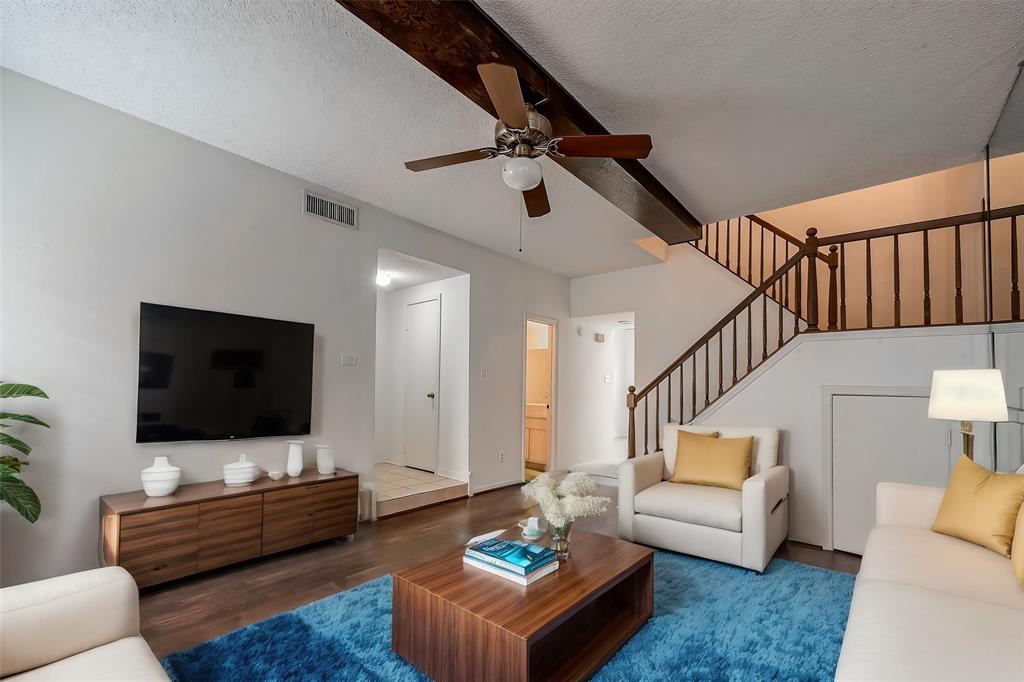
[527,516,541,531]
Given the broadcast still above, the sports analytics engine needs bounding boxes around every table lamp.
[928,369,1008,460]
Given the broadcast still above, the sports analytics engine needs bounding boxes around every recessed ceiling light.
[375,270,392,287]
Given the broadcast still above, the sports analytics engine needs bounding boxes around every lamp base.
[960,420,974,460]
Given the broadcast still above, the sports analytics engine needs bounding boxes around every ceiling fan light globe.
[502,157,543,192]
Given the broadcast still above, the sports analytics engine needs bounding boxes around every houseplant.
[0,382,50,523]
[521,472,611,560]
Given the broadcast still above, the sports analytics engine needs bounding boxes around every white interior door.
[404,298,440,472]
[832,394,953,554]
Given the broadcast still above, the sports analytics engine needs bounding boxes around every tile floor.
[374,462,468,517]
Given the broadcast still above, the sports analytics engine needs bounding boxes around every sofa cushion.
[661,424,779,479]
[6,637,169,681]
[633,481,742,532]
[836,578,1024,681]
[859,525,1024,611]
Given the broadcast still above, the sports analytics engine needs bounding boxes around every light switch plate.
[342,355,357,366]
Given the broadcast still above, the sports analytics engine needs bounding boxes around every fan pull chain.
[518,198,524,253]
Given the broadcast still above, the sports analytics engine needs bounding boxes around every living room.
[1,2,1023,681]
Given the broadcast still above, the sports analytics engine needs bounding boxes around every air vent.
[304,191,357,229]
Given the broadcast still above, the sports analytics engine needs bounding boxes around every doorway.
[524,319,556,481]
[373,248,470,517]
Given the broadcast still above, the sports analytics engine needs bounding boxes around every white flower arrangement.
[521,472,611,530]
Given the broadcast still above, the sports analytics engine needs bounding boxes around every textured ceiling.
[376,248,465,292]
[4,1,1023,278]
[0,0,655,278]
[479,0,1024,219]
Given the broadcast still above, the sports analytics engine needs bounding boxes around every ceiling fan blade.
[523,180,551,218]
[555,135,653,159]
[477,63,529,129]
[404,148,495,172]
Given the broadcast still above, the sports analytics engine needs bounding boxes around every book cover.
[463,555,559,586]
[465,538,555,575]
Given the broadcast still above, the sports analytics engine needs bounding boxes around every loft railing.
[814,203,1024,330]
[626,203,1024,459]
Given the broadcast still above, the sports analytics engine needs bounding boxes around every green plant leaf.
[0,456,28,473]
[0,412,49,428]
[0,476,41,522]
[0,462,18,480]
[0,433,31,456]
[0,383,49,399]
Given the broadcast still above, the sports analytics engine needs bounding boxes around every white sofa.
[618,424,789,572]
[0,566,168,681]
[836,482,1024,681]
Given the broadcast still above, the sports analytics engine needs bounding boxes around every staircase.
[626,203,1024,458]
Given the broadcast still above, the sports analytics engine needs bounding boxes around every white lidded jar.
[141,456,181,497]
[286,440,304,477]
[315,445,335,475]
[222,454,260,487]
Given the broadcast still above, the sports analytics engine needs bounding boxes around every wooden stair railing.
[626,245,826,458]
[626,203,1024,459]
[694,214,830,316]
[814,203,1024,330]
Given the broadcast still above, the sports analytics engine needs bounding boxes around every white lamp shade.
[927,369,1008,422]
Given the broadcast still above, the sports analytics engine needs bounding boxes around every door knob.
[427,392,436,399]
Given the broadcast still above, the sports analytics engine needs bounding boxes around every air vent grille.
[304,191,357,228]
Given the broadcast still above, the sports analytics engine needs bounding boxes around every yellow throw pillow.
[931,456,1024,557]
[671,430,753,491]
[1013,504,1024,589]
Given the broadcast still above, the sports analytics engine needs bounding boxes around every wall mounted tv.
[136,303,314,443]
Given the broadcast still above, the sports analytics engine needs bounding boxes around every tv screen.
[136,303,314,443]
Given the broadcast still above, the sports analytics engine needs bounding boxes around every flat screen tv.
[136,303,314,443]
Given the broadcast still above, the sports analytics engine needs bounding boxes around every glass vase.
[550,521,573,561]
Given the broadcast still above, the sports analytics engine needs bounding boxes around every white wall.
[374,274,470,481]
[559,323,631,468]
[694,324,1024,546]
[0,70,570,585]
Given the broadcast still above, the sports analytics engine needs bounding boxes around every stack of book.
[463,537,559,586]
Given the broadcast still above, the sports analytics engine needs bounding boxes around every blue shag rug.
[162,552,854,681]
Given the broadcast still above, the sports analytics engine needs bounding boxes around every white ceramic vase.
[315,445,335,475]
[286,440,304,477]
[141,456,181,497]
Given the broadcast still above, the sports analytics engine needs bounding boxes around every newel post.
[626,386,637,459]
[804,228,820,331]
[826,245,839,330]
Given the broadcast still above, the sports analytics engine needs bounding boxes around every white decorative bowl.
[267,470,285,481]
[141,456,181,497]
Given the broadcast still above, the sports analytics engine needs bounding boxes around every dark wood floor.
[139,483,860,658]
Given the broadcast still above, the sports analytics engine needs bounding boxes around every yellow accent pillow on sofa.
[931,456,1024,557]
[1013,504,1024,589]
[670,430,752,491]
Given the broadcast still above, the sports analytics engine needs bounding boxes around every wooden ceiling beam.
[337,0,702,244]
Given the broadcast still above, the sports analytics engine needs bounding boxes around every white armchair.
[618,424,789,572]
[0,566,168,681]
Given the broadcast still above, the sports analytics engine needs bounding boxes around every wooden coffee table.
[392,527,653,682]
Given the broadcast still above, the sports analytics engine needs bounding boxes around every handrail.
[633,250,805,400]
[818,203,1024,245]
[746,214,804,248]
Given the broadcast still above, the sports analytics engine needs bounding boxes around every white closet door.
[832,394,952,554]
[403,298,440,472]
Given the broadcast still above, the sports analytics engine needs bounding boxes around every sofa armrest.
[0,566,141,677]
[618,453,664,541]
[741,465,789,572]
[875,482,944,530]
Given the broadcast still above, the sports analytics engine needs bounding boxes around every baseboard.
[435,467,470,483]
[471,478,523,495]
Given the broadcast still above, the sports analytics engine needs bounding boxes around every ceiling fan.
[404,63,654,218]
